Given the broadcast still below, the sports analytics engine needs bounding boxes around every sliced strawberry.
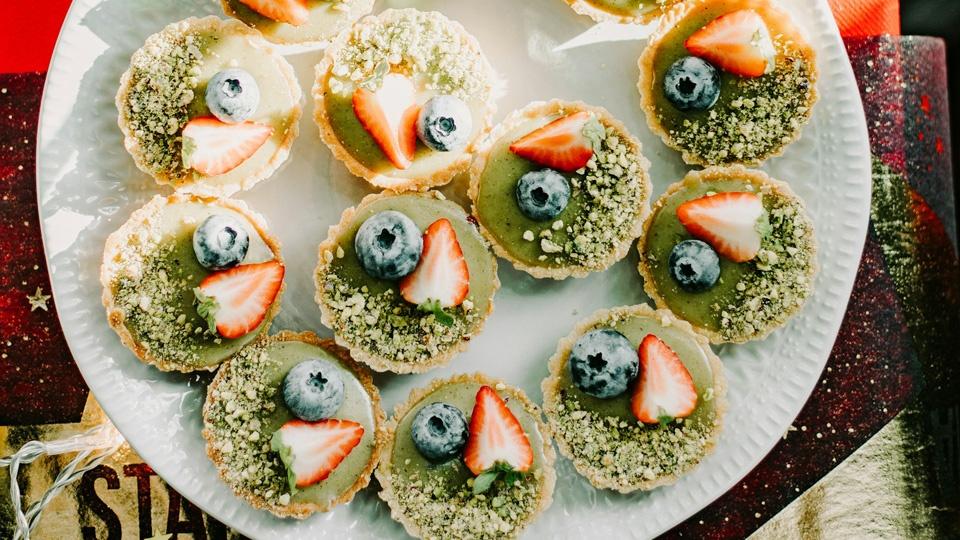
[181,117,272,177]
[270,419,364,491]
[352,73,420,170]
[631,334,698,424]
[399,218,469,308]
[195,260,284,339]
[239,0,309,26]
[685,9,777,78]
[463,385,534,475]
[508,111,595,172]
[676,191,765,263]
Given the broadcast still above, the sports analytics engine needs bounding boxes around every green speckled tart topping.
[641,169,816,342]
[106,197,279,370]
[474,104,650,274]
[645,0,816,165]
[386,379,550,538]
[545,307,723,490]
[316,193,497,371]
[204,336,378,510]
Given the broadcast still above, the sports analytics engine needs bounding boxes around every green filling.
[651,3,814,164]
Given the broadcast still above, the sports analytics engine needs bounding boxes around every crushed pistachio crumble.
[392,461,542,539]
[553,390,711,489]
[114,242,213,366]
[122,27,204,177]
[327,10,489,100]
[538,119,648,268]
[320,273,478,366]
[659,55,813,164]
[205,341,289,506]
[715,188,815,341]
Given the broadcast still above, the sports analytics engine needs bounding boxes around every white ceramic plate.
[36,0,870,537]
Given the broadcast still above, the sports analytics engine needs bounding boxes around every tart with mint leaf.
[564,0,684,24]
[220,0,374,47]
[313,9,497,191]
[468,100,652,280]
[314,191,499,373]
[203,330,385,518]
[377,373,556,539]
[638,0,818,166]
[116,17,302,196]
[637,166,817,344]
[101,193,285,372]
[542,304,726,492]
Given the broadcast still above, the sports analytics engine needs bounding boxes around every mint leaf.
[581,117,605,152]
[755,210,772,239]
[418,299,454,326]
[473,470,499,495]
[193,287,219,334]
[181,135,196,169]
[270,430,299,495]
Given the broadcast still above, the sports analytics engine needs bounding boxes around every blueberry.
[354,211,422,280]
[663,56,721,112]
[192,214,250,270]
[669,239,720,292]
[515,169,571,221]
[569,329,638,399]
[205,68,260,124]
[416,95,473,152]
[411,402,468,462]
[282,359,345,422]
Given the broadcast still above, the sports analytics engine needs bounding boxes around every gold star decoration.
[26,286,50,312]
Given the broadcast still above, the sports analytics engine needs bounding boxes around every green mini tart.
[220,0,374,47]
[313,9,497,191]
[101,193,284,372]
[541,304,727,492]
[637,0,818,166]
[116,17,302,196]
[202,331,385,518]
[637,166,817,344]
[564,0,684,24]
[377,373,556,539]
[314,191,499,373]
[468,100,652,280]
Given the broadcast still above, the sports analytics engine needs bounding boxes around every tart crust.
[116,16,302,196]
[637,166,819,344]
[100,193,284,372]
[468,99,652,280]
[376,372,557,539]
[564,0,682,24]
[637,0,819,166]
[219,0,375,48]
[312,9,497,192]
[314,190,500,373]
[201,330,387,518]
[541,304,727,492]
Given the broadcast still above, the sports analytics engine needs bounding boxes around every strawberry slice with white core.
[508,111,595,172]
[352,73,420,170]
[195,260,284,339]
[270,419,364,491]
[463,385,534,475]
[181,117,272,177]
[631,334,698,424]
[399,218,470,308]
[676,191,765,263]
[685,9,777,78]
[238,0,310,26]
